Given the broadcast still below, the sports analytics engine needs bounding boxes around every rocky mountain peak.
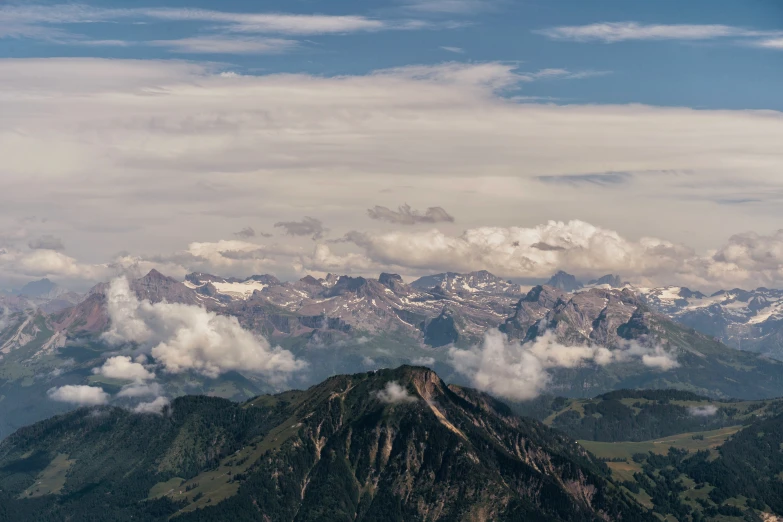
[326,275,369,296]
[521,285,564,307]
[245,274,281,285]
[132,269,200,305]
[378,272,404,288]
[587,274,623,288]
[18,278,62,298]
[545,270,583,292]
[298,275,321,286]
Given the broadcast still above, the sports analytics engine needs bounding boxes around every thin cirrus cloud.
[536,21,782,47]
[149,36,298,55]
[404,0,498,14]
[757,38,783,49]
[0,3,436,50]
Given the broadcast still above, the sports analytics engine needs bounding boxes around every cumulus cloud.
[376,381,418,403]
[449,330,678,401]
[333,220,783,292]
[367,204,455,225]
[93,355,155,382]
[0,248,108,283]
[133,396,170,414]
[274,217,327,240]
[48,384,110,405]
[688,405,719,417]
[117,381,164,398]
[412,356,436,366]
[102,277,306,379]
[28,234,65,251]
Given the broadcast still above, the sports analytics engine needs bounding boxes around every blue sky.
[2,0,782,109]
[1,0,783,292]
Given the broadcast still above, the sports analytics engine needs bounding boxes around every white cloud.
[516,68,609,81]
[449,330,678,401]
[537,22,776,43]
[94,355,155,382]
[133,396,170,414]
[47,384,110,405]
[405,0,495,14]
[439,46,464,53]
[757,38,783,49]
[333,221,783,292]
[139,9,390,35]
[0,4,399,37]
[102,277,306,379]
[149,37,298,55]
[376,381,418,403]
[0,59,782,288]
[688,405,719,417]
[412,356,436,366]
[117,381,164,398]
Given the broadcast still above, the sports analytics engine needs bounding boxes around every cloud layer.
[0,59,782,290]
[449,330,678,400]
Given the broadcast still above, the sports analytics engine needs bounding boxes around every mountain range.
[4,268,783,439]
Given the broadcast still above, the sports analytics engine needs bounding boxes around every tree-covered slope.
[0,366,654,522]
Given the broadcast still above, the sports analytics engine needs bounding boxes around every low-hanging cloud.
[411,356,436,366]
[449,330,678,401]
[367,204,455,225]
[133,396,170,415]
[117,381,164,398]
[102,277,306,380]
[47,384,110,406]
[93,355,155,382]
[688,405,719,417]
[376,381,418,403]
[274,217,327,240]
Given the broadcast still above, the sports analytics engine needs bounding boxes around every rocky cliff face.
[502,285,642,347]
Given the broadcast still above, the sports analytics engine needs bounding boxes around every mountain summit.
[545,271,583,292]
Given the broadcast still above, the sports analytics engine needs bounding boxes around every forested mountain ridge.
[0,366,654,522]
